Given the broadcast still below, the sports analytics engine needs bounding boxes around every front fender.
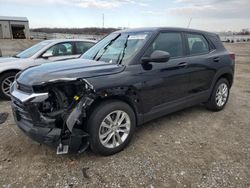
[96,86,142,113]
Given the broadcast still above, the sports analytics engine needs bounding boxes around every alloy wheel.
[1,76,15,97]
[99,110,131,149]
[215,83,228,107]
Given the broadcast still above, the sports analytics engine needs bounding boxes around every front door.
[34,42,78,64]
[139,32,190,113]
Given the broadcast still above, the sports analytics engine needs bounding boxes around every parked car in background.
[10,27,235,155]
[0,39,96,99]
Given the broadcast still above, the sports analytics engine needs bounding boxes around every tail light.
[229,52,235,61]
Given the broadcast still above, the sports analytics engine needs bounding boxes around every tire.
[0,72,17,100]
[87,100,136,156]
[206,78,230,111]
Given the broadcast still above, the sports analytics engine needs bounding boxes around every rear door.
[184,33,217,94]
[74,41,95,55]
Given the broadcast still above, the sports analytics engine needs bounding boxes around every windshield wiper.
[93,33,121,61]
[117,34,129,64]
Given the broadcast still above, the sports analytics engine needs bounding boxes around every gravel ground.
[0,43,250,188]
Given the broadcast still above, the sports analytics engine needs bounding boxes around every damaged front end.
[10,78,95,154]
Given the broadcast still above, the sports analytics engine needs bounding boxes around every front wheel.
[0,72,17,100]
[87,100,136,155]
[206,78,230,111]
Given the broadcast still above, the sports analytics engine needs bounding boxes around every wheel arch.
[211,67,234,89]
[0,69,21,77]
[86,94,141,127]
[217,73,233,88]
[208,67,233,101]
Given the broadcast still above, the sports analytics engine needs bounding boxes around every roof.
[44,39,97,43]
[0,16,28,22]
[116,27,216,36]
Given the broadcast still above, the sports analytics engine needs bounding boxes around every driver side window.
[43,42,73,57]
[144,32,184,58]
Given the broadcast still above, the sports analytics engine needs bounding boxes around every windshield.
[15,41,52,58]
[81,32,152,65]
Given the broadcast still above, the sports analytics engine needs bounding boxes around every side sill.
[142,91,210,124]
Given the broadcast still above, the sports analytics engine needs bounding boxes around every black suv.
[10,28,235,155]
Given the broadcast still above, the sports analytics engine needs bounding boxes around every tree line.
[30,27,119,35]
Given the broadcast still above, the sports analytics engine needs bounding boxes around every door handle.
[213,57,220,62]
[178,62,188,68]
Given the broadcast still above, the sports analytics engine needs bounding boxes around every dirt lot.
[0,43,250,188]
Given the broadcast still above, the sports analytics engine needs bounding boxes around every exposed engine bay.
[11,79,96,154]
[42,79,96,154]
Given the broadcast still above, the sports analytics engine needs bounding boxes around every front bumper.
[13,112,61,147]
[10,82,89,154]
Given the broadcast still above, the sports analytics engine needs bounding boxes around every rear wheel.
[87,100,136,155]
[0,72,17,100]
[206,78,230,111]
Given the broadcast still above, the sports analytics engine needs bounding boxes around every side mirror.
[41,53,52,59]
[141,50,170,63]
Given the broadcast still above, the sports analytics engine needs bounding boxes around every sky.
[0,0,250,32]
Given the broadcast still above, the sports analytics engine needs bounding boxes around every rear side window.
[187,33,210,55]
[145,32,184,58]
[75,42,95,55]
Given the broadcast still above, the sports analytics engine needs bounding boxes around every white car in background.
[0,39,96,99]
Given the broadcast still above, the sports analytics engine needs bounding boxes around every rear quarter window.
[209,34,225,50]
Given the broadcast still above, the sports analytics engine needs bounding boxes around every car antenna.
[187,18,193,28]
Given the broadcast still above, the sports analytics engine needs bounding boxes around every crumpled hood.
[17,58,125,86]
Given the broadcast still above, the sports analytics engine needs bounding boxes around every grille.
[16,82,33,93]
[12,99,32,122]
